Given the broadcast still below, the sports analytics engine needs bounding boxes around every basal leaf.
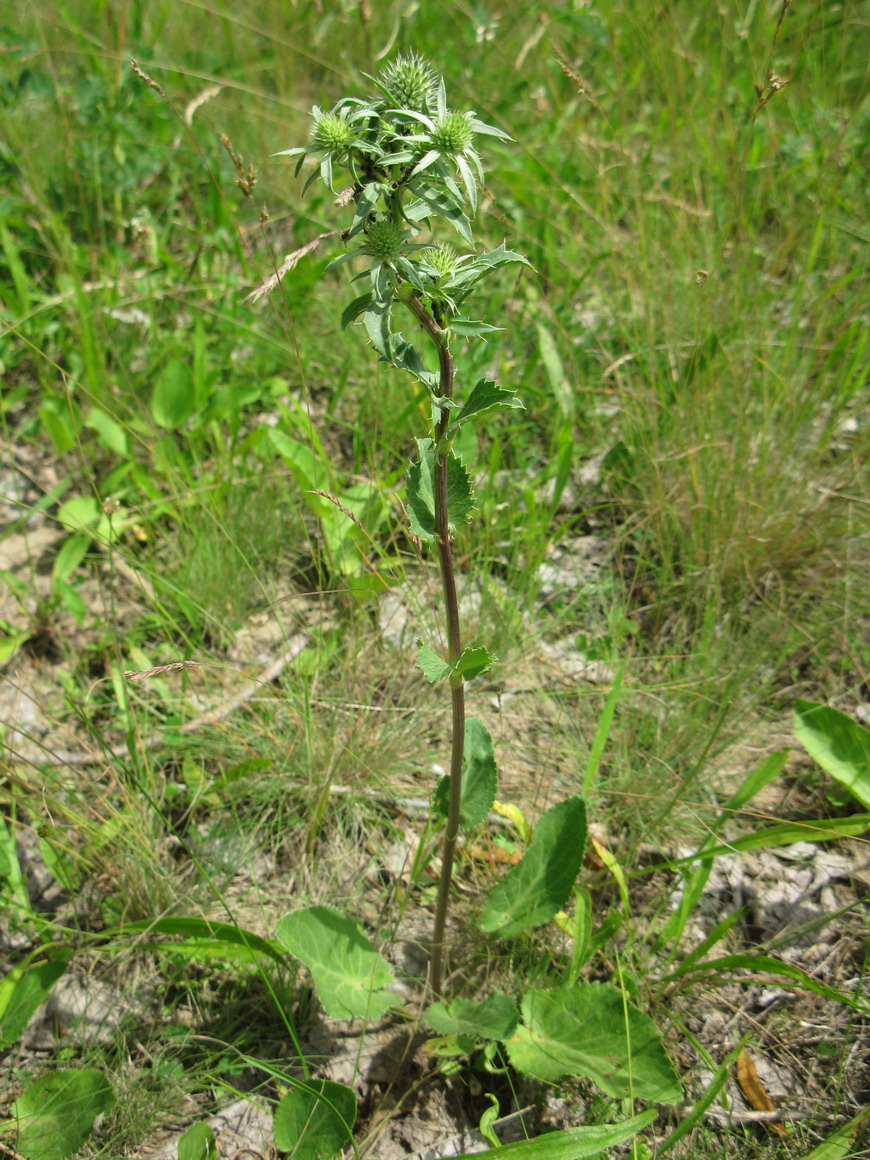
[273,1080,357,1159]
[11,1068,115,1160]
[275,906,398,1020]
[425,990,517,1041]
[479,797,587,936]
[508,984,682,1102]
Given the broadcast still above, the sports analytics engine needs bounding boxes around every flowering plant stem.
[408,294,463,995]
[278,54,529,997]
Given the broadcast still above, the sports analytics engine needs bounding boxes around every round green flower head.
[363,218,405,262]
[432,112,474,156]
[311,109,353,155]
[379,52,436,110]
[422,243,459,277]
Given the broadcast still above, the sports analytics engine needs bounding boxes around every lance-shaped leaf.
[433,715,498,828]
[793,700,870,809]
[508,984,682,1102]
[406,438,474,541]
[276,906,398,1020]
[455,379,524,429]
[479,796,587,936]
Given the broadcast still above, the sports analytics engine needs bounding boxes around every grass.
[1,0,868,1156]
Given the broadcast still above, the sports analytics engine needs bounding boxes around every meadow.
[1,1,868,1157]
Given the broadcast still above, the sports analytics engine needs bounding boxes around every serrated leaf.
[433,715,498,828]
[406,439,474,542]
[275,906,398,1020]
[416,642,452,683]
[480,797,587,936]
[447,318,503,338]
[425,991,517,1041]
[508,984,682,1102]
[273,1080,356,1159]
[793,700,870,809]
[455,379,524,429]
[417,643,495,686]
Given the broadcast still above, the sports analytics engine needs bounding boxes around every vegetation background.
[1,0,868,1156]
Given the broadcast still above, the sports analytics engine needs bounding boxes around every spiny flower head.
[310,108,354,156]
[378,53,437,111]
[362,217,405,262]
[420,243,459,277]
[431,112,475,156]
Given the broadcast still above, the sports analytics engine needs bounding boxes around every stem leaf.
[455,378,524,429]
[406,438,474,541]
[433,715,498,827]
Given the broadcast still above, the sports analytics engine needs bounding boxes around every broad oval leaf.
[479,797,587,937]
[275,906,398,1019]
[273,1079,356,1159]
[151,358,196,430]
[508,984,682,1102]
[11,1068,115,1160]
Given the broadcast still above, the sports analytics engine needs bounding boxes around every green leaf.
[406,183,473,245]
[115,916,287,968]
[341,293,372,329]
[151,358,196,429]
[177,1122,218,1160]
[447,318,503,338]
[535,323,574,418]
[273,1080,357,1159]
[479,797,587,936]
[434,716,498,828]
[455,379,524,429]
[52,530,91,583]
[85,405,129,456]
[9,1068,115,1160]
[425,991,518,1041]
[665,953,870,1014]
[661,813,870,866]
[657,749,789,949]
[275,906,398,1020]
[797,1109,870,1159]
[0,953,72,1050]
[0,629,31,664]
[406,439,474,542]
[446,1113,657,1160]
[508,984,682,1102]
[794,700,870,808]
[416,643,495,685]
[38,398,79,453]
